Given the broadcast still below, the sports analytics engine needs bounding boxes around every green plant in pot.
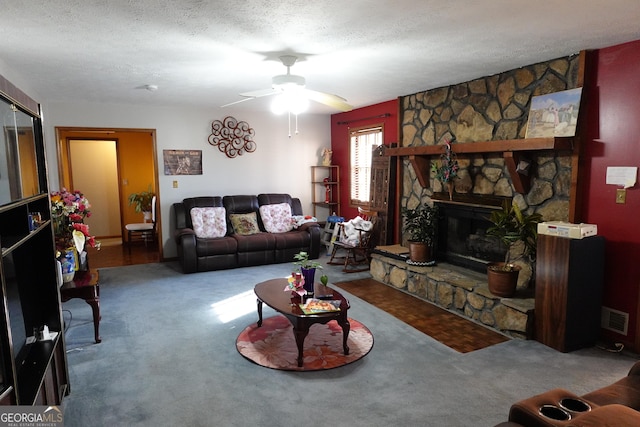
[293,251,323,295]
[485,201,542,297]
[402,203,438,263]
[128,186,155,217]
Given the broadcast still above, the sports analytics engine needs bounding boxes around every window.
[349,125,382,206]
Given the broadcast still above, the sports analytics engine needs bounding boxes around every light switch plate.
[616,188,626,204]
[173,180,178,188]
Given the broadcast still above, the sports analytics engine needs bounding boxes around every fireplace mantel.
[385,136,575,193]
[430,192,509,209]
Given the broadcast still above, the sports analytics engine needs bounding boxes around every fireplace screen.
[436,203,506,273]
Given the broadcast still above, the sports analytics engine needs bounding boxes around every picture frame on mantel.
[525,87,582,138]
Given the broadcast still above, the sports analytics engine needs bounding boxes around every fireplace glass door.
[436,203,506,273]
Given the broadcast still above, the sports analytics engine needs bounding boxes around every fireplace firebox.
[434,196,510,273]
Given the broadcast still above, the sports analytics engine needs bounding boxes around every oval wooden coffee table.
[254,278,351,367]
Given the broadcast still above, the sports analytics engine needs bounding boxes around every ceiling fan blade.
[220,97,255,108]
[239,88,280,98]
[220,88,281,108]
[304,89,353,112]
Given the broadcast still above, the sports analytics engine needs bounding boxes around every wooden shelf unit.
[384,136,575,194]
[311,165,340,218]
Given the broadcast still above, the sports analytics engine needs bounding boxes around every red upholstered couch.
[173,193,321,273]
[496,361,640,426]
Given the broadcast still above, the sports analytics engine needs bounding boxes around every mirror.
[0,99,40,206]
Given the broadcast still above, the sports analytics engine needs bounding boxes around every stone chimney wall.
[400,54,580,221]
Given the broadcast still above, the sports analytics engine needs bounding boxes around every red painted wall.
[330,99,399,220]
[582,40,640,348]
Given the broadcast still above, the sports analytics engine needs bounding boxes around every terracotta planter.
[487,262,520,297]
[408,241,432,263]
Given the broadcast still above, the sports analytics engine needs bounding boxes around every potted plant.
[402,203,438,263]
[485,201,542,297]
[128,186,155,218]
[293,251,323,295]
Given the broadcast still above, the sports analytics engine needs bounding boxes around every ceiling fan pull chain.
[288,111,292,138]
[295,114,299,135]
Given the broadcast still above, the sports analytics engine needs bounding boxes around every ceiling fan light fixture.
[271,91,309,115]
[222,54,352,113]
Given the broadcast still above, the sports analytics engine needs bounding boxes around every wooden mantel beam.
[384,137,573,158]
[385,136,574,192]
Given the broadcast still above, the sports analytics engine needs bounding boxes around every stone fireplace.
[398,54,579,234]
[369,54,589,339]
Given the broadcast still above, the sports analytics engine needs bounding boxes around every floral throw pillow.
[190,207,227,238]
[259,203,293,233]
[229,212,261,235]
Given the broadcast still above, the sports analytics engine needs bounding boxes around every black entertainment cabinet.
[0,73,69,405]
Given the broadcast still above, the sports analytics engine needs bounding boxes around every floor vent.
[601,306,628,335]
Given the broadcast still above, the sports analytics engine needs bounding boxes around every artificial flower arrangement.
[50,188,99,250]
[431,139,459,183]
[284,272,306,297]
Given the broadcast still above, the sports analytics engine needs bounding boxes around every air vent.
[601,306,628,335]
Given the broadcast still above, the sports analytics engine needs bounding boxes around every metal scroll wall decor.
[208,116,256,158]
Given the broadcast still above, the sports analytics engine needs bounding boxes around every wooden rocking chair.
[328,207,379,273]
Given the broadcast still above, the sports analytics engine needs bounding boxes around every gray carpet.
[60,257,637,426]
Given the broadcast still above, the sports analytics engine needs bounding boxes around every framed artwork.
[163,150,202,175]
[525,88,583,138]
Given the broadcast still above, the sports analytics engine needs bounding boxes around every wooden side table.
[60,270,101,343]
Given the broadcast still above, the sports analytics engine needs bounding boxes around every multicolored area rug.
[236,315,374,371]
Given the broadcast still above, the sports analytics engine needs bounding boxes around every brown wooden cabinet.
[369,145,396,245]
[0,73,69,405]
[535,234,605,352]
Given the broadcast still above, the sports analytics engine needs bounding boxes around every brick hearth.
[369,253,535,339]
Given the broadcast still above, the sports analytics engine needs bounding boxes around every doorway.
[69,139,120,238]
[55,127,161,266]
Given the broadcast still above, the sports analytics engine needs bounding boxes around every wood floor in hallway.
[85,238,160,269]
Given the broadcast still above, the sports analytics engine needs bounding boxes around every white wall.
[40,101,332,258]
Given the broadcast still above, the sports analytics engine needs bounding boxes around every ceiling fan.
[222,55,353,112]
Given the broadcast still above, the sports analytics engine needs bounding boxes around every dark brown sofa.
[173,193,321,273]
[496,361,640,426]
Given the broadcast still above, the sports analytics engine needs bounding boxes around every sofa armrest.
[307,223,322,259]
[296,222,320,232]
[628,361,640,377]
[173,202,187,229]
[174,228,198,273]
[563,404,640,426]
[175,227,195,239]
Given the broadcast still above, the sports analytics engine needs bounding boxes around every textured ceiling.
[1,0,639,114]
